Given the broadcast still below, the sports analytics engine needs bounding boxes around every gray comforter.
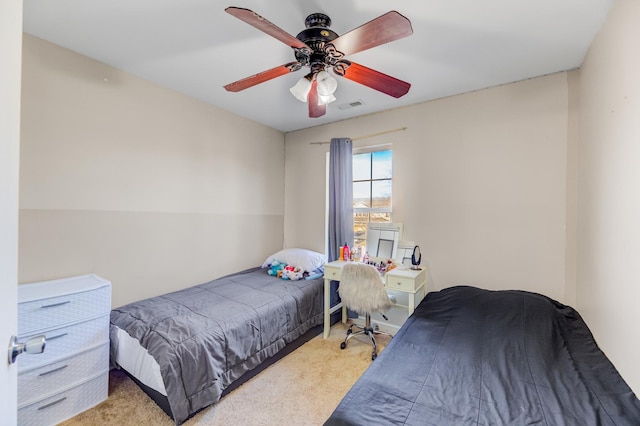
[110,267,324,425]
[325,286,640,425]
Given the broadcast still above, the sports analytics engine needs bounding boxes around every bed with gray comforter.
[110,267,326,425]
[324,286,640,425]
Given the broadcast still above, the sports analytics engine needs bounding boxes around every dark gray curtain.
[328,137,354,262]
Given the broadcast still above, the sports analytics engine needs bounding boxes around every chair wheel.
[346,329,352,335]
[340,342,346,350]
[372,353,377,360]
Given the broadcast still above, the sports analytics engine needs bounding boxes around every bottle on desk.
[351,247,360,262]
[342,242,350,261]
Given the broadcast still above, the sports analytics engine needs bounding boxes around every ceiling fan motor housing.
[304,13,331,28]
[295,13,340,71]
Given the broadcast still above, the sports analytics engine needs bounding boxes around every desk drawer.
[323,265,343,280]
[386,275,418,291]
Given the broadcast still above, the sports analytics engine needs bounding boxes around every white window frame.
[353,144,393,247]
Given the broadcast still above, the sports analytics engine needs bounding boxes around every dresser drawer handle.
[46,333,68,341]
[40,301,70,309]
[38,397,67,410]
[38,364,68,377]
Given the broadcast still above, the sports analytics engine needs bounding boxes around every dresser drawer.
[18,372,108,426]
[18,343,109,406]
[19,284,111,334]
[18,315,109,372]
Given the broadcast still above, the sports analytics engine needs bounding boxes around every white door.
[1,1,23,424]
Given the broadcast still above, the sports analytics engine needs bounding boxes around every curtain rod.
[309,126,408,145]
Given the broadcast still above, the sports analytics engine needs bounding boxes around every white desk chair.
[338,262,393,360]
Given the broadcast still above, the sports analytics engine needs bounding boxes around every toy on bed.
[282,265,304,280]
[267,260,286,278]
[267,262,305,281]
[263,248,328,281]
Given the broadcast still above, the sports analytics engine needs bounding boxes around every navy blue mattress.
[325,286,640,425]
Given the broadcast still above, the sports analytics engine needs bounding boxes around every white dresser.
[17,274,111,426]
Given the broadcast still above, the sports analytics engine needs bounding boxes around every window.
[353,149,392,249]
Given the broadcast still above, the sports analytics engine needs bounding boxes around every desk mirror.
[395,240,416,265]
[366,222,403,259]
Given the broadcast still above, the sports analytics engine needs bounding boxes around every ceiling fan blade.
[224,62,301,92]
[329,11,412,57]
[308,81,326,118]
[339,61,411,98]
[225,7,310,50]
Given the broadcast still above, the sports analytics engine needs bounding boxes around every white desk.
[323,260,427,338]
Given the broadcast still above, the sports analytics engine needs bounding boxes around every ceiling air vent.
[338,100,364,110]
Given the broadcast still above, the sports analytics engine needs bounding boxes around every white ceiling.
[23,0,613,133]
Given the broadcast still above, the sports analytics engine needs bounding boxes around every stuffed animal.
[282,265,304,281]
[267,261,285,278]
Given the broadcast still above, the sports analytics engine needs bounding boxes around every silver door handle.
[7,335,46,364]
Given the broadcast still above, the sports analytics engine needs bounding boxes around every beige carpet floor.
[61,322,390,426]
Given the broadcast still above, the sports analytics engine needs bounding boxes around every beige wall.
[564,70,580,307]
[19,35,286,307]
[577,0,640,394]
[285,73,573,303]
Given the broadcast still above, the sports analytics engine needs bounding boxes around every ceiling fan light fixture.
[316,70,338,96]
[318,93,336,105]
[289,74,313,102]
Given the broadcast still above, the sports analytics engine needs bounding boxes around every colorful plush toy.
[267,261,285,278]
[282,265,304,281]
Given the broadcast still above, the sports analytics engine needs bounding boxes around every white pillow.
[262,248,327,273]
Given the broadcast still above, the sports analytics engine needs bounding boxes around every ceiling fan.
[223,7,413,118]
